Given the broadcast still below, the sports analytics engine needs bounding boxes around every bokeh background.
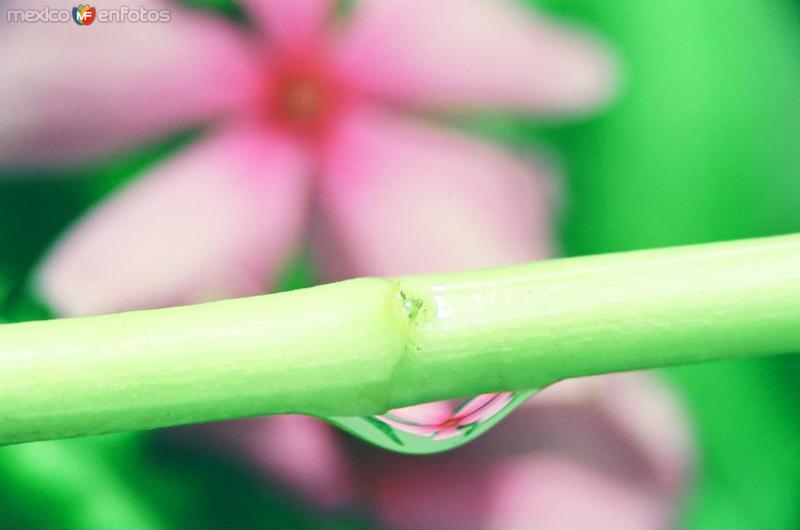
[1,0,800,528]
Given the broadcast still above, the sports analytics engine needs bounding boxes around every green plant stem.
[2,233,800,445]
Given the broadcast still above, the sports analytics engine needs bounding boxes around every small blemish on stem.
[401,293,424,322]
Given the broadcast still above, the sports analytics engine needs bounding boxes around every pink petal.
[378,417,441,438]
[488,456,668,530]
[184,416,355,509]
[457,392,514,424]
[238,416,355,509]
[596,374,694,494]
[432,425,464,441]
[0,0,261,167]
[244,0,333,54]
[369,459,493,530]
[317,106,554,279]
[36,124,312,316]
[387,401,458,426]
[335,0,616,113]
[520,373,694,501]
[455,394,500,418]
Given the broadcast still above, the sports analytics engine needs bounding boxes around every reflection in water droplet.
[328,390,537,454]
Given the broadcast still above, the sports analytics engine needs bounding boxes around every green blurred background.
[1,0,800,527]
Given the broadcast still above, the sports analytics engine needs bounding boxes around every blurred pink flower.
[362,373,693,530]
[0,0,613,313]
[215,372,693,530]
[1,1,692,529]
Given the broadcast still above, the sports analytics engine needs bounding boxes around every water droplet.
[328,390,537,454]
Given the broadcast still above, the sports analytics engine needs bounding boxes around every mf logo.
[72,4,96,26]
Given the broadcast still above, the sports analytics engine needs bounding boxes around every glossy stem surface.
[2,234,800,444]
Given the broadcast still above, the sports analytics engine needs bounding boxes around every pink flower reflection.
[380,393,514,440]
